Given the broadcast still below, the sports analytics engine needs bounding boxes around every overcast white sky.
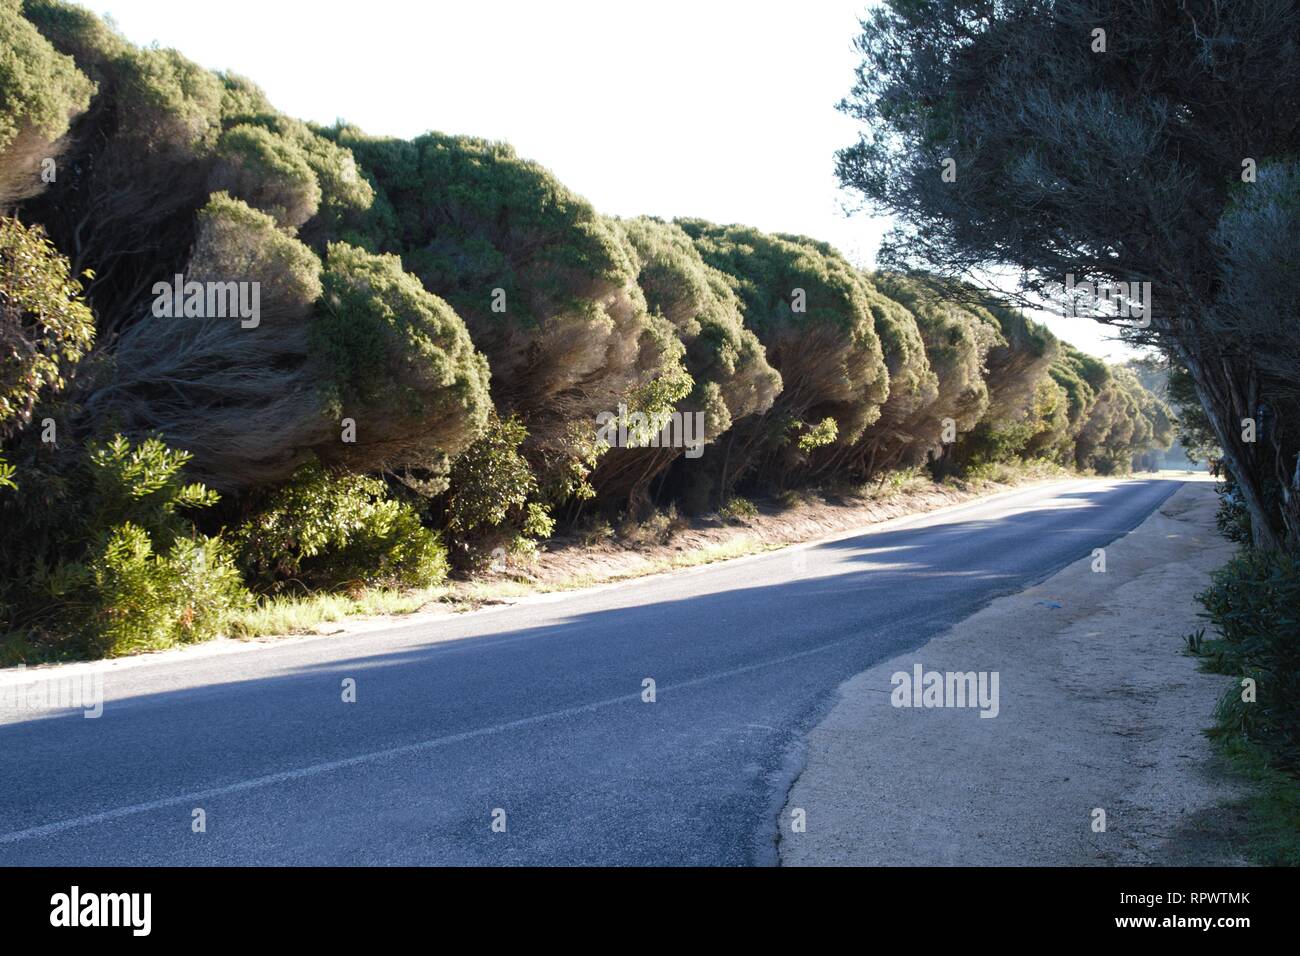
[92,0,1135,360]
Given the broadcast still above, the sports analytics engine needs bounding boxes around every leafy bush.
[796,417,839,453]
[718,496,758,522]
[83,522,246,656]
[312,241,491,488]
[444,412,554,568]
[1197,547,1300,773]
[1215,475,1253,545]
[236,459,449,592]
[7,435,250,658]
[0,215,95,438]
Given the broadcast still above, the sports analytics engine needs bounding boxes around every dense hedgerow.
[827,274,937,481]
[332,128,684,502]
[869,273,995,478]
[0,0,1180,659]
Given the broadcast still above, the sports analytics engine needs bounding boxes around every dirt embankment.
[494,475,1048,593]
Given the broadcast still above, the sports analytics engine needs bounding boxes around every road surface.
[0,477,1180,865]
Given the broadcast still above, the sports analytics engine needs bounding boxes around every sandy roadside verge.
[779,479,1249,866]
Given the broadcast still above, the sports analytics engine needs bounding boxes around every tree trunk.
[1182,346,1284,551]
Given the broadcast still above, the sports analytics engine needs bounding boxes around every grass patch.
[226,587,443,639]
[1213,736,1300,866]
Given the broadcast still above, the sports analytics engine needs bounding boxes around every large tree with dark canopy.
[837,0,1300,550]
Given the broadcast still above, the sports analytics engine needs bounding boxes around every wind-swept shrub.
[952,297,1059,468]
[312,241,491,489]
[0,0,95,205]
[83,197,489,492]
[83,193,325,489]
[209,123,321,230]
[235,459,449,592]
[215,79,375,245]
[591,217,781,507]
[870,273,995,477]
[22,2,224,331]
[1074,366,1171,474]
[334,129,680,499]
[825,271,937,480]
[677,220,887,496]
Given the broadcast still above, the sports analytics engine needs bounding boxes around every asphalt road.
[0,477,1180,866]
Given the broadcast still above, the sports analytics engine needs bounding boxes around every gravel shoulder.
[779,478,1249,866]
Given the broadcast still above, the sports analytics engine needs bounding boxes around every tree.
[837,0,1300,550]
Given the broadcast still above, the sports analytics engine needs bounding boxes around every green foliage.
[0,0,94,203]
[19,0,128,69]
[617,216,780,436]
[333,130,697,509]
[1166,364,1219,465]
[718,496,758,521]
[1215,475,1254,545]
[111,44,223,148]
[679,220,888,489]
[796,416,838,453]
[84,523,246,656]
[3,434,249,658]
[1197,547,1300,773]
[1074,366,1169,474]
[335,129,657,396]
[444,412,553,566]
[0,216,94,438]
[210,123,321,229]
[835,0,1300,550]
[311,241,490,484]
[187,190,322,304]
[83,434,219,539]
[236,459,449,592]
[214,82,374,242]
